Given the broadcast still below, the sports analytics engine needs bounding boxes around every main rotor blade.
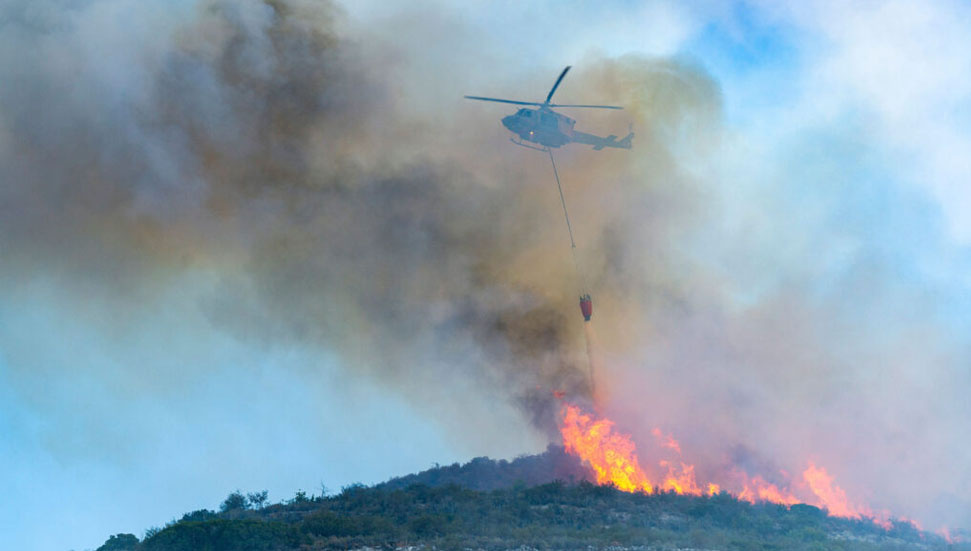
[548,103,623,110]
[464,96,543,106]
[545,66,571,104]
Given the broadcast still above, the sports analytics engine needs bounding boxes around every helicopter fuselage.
[502,107,575,148]
[501,107,631,150]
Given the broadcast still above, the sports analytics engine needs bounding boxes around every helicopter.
[465,66,633,151]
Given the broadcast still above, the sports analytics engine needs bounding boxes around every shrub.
[220,490,249,512]
[96,533,138,551]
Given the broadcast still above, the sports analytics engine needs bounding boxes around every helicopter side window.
[523,110,532,117]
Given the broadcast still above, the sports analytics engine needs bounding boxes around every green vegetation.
[95,449,967,551]
[102,480,967,551]
[96,533,139,551]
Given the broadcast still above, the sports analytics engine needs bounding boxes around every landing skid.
[509,138,550,152]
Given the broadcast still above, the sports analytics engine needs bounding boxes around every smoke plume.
[1,0,709,432]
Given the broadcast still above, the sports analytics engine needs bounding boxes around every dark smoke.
[0,0,714,437]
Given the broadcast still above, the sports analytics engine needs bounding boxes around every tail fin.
[618,132,634,149]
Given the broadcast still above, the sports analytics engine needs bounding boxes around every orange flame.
[558,401,932,534]
[803,462,862,518]
[658,460,703,495]
[559,404,654,493]
[651,427,682,455]
[736,474,801,506]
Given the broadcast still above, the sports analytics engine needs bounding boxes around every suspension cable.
[547,148,585,294]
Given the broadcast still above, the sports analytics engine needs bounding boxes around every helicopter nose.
[501,115,515,131]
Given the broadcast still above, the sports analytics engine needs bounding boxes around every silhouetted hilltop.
[95,449,969,551]
[377,445,588,491]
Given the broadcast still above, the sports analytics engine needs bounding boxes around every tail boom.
[572,130,634,150]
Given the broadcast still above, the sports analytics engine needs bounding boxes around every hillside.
[96,449,968,551]
[376,445,588,491]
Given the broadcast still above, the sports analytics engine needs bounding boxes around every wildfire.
[558,401,910,531]
[803,461,864,519]
[736,475,801,506]
[559,404,654,493]
[660,460,702,495]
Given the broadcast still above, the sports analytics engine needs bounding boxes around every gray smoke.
[0,0,713,435]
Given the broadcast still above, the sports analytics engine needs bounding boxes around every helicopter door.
[540,111,556,129]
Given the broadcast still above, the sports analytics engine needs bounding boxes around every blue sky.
[0,276,463,550]
[3,1,971,549]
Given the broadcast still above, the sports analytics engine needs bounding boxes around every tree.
[220,490,249,512]
[180,509,216,522]
[247,490,269,509]
[96,533,138,551]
